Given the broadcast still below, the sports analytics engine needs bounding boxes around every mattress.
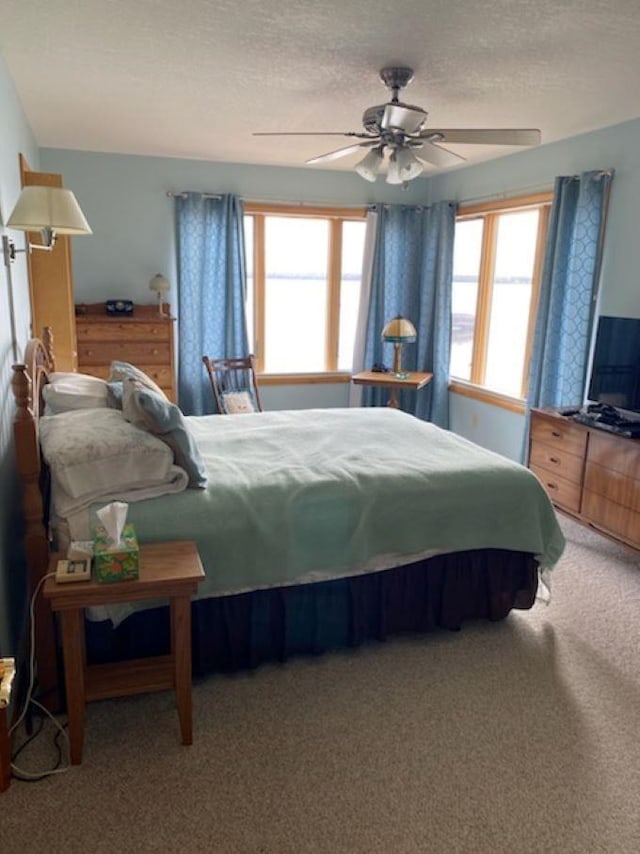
[60,407,564,625]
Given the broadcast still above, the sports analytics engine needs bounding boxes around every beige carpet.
[2,515,639,854]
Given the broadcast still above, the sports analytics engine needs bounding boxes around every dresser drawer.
[582,489,640,544]
[83,364,175,388]
[77,341,171,365]
[530,464,582,513]
[530,414,587,457]
[529,441,584,485]
[76,321,171,342]
[587,431,640,480]
[584,461,640,512]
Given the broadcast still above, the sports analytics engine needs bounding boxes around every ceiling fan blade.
[424,129,541,146]
[381,104,427,134]
[252,131,367,138]
[306,140,379,165]
[415,141,466,169]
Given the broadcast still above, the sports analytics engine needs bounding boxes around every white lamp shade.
[396,148,424,181]
[385,152,404,185]
[149,273,170,294]
[382,316,417,342]
[355,147,383,182]
[7,186,92,235]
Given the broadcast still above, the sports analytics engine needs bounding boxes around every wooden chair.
[202,355,263,414]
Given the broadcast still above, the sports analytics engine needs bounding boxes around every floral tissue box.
[93,523,140,583]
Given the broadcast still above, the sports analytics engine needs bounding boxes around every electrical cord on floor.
[9,571,71,781]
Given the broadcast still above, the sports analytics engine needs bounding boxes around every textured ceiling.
[2,0,640,174]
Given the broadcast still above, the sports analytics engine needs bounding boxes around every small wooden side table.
[43,540,204,765]
[352,370,433,409]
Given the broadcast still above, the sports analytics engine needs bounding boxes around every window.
[450,193,553,409]
[244,205,367,380]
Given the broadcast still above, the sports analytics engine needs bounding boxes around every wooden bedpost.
[12,360,60,711]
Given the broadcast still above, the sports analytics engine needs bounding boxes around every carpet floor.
[2,514,639,853]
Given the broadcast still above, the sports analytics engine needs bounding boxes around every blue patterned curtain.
[359,201,456,427]
[176,193,249,415]
[527,170,613,412]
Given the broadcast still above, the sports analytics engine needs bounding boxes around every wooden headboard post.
[12,329,60,711]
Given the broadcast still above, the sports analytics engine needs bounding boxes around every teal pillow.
[109,360,167,400]
[122,380,207,488]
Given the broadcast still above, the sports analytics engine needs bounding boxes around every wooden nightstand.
[43,541,204,765]
[351,370,433,408]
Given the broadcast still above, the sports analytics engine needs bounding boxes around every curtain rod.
[166,191,222,200]
[456,169,614,208]
[165,190,369,209]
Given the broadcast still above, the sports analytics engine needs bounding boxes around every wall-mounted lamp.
[148,273,170,317]
[3,185,92,265]
[2,185,92,360]
[382,315,417,379]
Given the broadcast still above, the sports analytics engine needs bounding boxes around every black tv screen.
[588,315,640,414]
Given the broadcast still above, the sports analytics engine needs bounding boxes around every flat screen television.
[588,315,640,416]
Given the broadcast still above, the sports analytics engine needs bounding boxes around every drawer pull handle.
[152,348,159,355]
[551,430,562,438]
[546,482,558,490]
[549,456,560,464]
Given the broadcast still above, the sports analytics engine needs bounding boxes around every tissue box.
[93,523,140,583]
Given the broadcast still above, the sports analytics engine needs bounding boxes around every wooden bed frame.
[12,328,60,709]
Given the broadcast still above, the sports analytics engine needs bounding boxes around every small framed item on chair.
[220,390,257,414]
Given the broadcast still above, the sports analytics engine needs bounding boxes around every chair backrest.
[202,355,263,414]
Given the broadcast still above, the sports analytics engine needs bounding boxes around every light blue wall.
[428,118,640,458]
[41,121,640,453]
[0,52,39,655]
[40,148,429,307]
[40,148,430,409]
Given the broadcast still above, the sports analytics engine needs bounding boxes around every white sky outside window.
[451,218,482,381]
[338,220,366,371]
[244,218,254,347]
[484,210,539,396]
[264,216,328,373]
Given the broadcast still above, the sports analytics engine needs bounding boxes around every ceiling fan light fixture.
[385,151,404,185]
[395,147,424,181]
[355,146,384,182]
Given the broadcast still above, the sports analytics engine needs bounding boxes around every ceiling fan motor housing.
[362,105,387,134]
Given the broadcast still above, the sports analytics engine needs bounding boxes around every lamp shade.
[396,148,424,181]
[382,316,417,343]
[149,273,170,295]
[7,186,92,235]
[355,146,384,182]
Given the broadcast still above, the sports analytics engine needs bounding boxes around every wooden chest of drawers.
[75,303,176,401]
[529,408,640,550]
[528,410,586,513]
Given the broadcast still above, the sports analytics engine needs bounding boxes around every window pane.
[243,216,254,349]
[484,210,539,397]
[338,220,367,371]
[451,219,483,380]
[264,216,329,373]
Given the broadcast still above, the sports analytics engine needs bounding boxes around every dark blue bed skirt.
[85,549,538,676]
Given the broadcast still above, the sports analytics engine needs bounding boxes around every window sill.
[257,372,352,386]
[448,380,526,414]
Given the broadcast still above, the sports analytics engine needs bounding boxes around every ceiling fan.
[254,67,541,185]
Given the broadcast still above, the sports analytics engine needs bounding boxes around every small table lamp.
[149,273,170,317]
[382,316,417,379]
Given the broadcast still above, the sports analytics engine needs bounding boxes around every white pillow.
[43,372,110,414]
[39,408,173,500]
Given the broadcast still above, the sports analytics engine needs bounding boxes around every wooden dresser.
[529,408,640,550]
[75,303,176,401]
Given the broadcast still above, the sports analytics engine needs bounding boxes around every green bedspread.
[85,408,565,624]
